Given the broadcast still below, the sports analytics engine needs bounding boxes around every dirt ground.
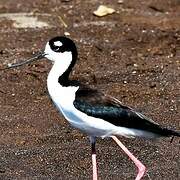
[0,0,179,179]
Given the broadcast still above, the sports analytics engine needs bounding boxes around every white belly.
[54,99,117,137]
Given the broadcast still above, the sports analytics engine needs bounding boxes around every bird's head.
[1,36,78,70]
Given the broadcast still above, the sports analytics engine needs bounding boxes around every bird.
[2,36,180,180]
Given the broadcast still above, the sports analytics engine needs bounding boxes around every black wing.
[73,84,179,137]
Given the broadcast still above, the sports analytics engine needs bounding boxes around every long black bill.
[0,51,46,71]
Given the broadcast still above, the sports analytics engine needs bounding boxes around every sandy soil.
[0,0,179,179]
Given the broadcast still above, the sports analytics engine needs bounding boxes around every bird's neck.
[47,62,72,87]
[47,61,78,109]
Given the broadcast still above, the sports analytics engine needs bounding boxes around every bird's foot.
[135,161,146,180]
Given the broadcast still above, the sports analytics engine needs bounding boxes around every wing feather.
[73,84,175,137]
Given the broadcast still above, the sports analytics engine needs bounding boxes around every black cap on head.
[49,36,78,70]
[49,36,77,54]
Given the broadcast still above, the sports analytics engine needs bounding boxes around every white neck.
[47,57,79,110]
[47,51,72,85]
[47,63,63,85]
[47,62,67,104]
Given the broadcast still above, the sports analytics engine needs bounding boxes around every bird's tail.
[161,127,180,137]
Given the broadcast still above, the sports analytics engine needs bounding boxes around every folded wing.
[73,85,180,138]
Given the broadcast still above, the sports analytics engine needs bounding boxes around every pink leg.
[111,136,146,180]
[92,153,98,180]
[90,137,98,180]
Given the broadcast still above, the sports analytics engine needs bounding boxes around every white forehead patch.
[54,41,62,47]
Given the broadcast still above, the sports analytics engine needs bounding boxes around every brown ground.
[0,0,179,180]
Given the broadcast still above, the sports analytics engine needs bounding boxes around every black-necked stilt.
[2,36,180,180]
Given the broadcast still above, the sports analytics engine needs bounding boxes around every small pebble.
[8,63,12,67]
[118,0,124,4]
[93,5,115,17]
[64,32,70,36]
